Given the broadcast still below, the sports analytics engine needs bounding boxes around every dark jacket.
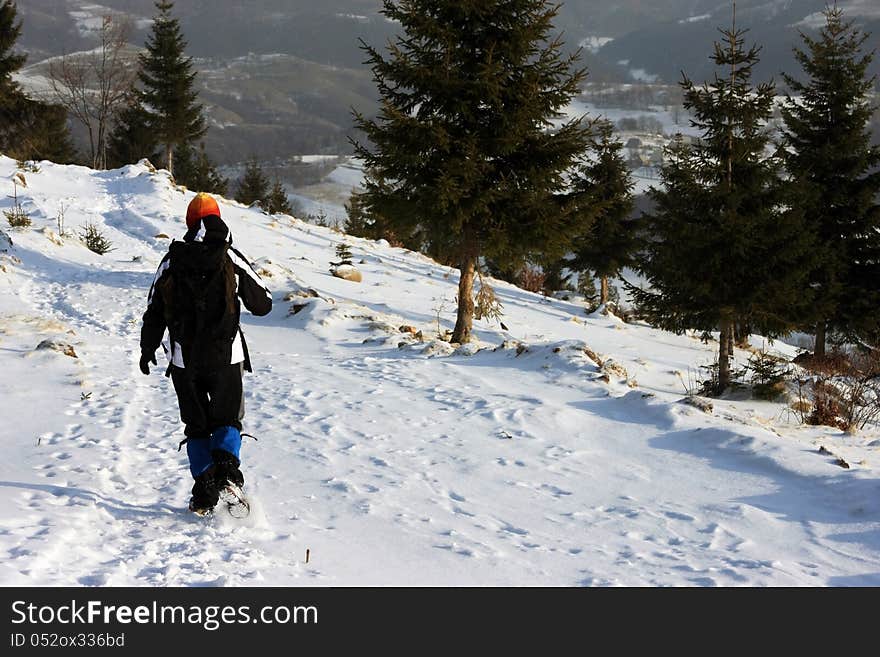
[141,215,272,372]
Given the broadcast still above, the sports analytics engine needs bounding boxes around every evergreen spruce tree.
[194,144,228,197]
[334,242,354,267]
[265,178,293,215]
[0,1,74,162]
[541,257,575,295]
[0,1,25,96]
[235,158,270,207]
[571,121,638,306]
[344,190,374,238]
[344,190,403,244]
[137,0,206,174]
[781,4,880,355]
[11,98,76,163]
[629,20,814,393]
[172,141,196,184]
[106,92,159,168]
[173,141,228,196]
[353,0,592,343]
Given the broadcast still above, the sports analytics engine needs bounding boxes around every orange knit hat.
[186,193,221,229]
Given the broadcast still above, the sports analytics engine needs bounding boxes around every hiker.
[139,193,272,514]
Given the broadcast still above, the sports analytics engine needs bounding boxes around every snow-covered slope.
[1,157,879,586]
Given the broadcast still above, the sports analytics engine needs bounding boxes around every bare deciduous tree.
[48,15,136,169]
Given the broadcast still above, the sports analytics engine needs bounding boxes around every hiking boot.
[188,498,213,516]
[189,471,219,515]
[212,449,244,488]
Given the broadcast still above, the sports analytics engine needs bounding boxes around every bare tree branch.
[48,15,137,169]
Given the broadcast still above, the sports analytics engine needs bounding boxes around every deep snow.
[1,156,878,586]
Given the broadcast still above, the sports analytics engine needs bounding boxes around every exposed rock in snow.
[35,339,78,358]
[332,264,363,282]
[679,395,714,414]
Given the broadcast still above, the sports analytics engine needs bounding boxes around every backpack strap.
[238,327,253,373]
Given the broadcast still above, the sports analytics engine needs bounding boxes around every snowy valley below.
[1,156,879,586]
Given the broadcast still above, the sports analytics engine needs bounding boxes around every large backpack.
[159,240,239,369]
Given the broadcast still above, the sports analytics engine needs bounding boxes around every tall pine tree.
[353,0,592,343]
[630,18,814,393]
[571,120,638,306]
[0,1,25,94]
[137,0,205,174]
[781,4,880,355]
[0,0,74,163]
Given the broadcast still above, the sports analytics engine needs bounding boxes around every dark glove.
[139,351,157,375]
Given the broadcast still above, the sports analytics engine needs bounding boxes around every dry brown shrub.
[516,266,545,294]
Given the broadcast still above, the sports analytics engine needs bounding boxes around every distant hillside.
[13,0,626,164]
[196,54,378,162]
[598,1,880,86]
[18,1,880,82]
[12,0,880,166]
[16,1,398,69]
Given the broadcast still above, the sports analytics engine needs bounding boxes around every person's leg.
[170,366,219,509]
[205,363,245,486]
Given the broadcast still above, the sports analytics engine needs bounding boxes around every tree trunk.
[451,233,479,344]
[734,321,751,348]
[718,317,733,393]
[97,119,107,170]
[815,320,826,359]
[600,276,609,306]
[88,128,98,170]
[166,144,174,175]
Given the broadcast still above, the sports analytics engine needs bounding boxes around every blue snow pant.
[170,363,245,478]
